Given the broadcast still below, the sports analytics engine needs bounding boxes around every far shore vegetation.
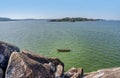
[49,17,104,22]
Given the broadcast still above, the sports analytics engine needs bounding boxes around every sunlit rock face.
[21,49,64,69]
[5,52,55,78]
[5,50,64,78]
[64,67,84,78]
[84,67,120,78]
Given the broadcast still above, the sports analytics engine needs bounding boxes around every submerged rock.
[5,52,55,78]
[0,41,20,71]
[84,67,120,78]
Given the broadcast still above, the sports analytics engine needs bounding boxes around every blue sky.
[0,0,120,20]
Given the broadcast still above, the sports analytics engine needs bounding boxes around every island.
[0,17,13,21]
[49,17,103,22]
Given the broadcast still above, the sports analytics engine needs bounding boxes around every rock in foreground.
[1,41,120,78]
[84,67,120,78]
[5,52,55,78]
[0,41,20,71]
[64,67,83,78]
[5,49,65,78]
[22,49,64,68]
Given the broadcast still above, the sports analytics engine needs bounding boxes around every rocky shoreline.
[0,41,120,78]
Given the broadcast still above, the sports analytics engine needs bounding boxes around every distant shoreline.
[1,17,120,22]
[0,17,46,22]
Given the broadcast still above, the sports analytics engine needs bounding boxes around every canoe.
[57,49,71,52]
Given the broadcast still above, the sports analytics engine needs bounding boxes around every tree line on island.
[49,17,104,22]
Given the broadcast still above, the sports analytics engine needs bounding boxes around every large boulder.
[21,49,64,78]
[0,41,20,71]
[22,49,64,69]
[84,67,120,78]
[64,67,83,78]
[5,52,55,78]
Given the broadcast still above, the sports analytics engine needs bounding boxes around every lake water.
[0,20,120,72]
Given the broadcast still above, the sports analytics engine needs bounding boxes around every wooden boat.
[57,49,71,52]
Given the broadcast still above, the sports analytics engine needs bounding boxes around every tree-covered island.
[49,17,104,22]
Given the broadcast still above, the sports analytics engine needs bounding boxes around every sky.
[0,0,120,20]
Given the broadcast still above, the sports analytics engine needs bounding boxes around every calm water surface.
[0,21,120,72]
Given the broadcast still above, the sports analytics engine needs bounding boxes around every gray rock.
[5,52,55,78]
[22,49,64,69]
[65,67,83,78]
[21,49,65,78]
[84,67,120,78]
[0,41,20,71]
[43,62,56,74]
[55,64,64,78]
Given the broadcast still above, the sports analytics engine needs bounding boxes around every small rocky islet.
[0,41,120,78]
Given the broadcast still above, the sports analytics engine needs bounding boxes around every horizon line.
[0,16,120,21]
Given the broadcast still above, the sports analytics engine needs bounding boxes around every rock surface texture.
[84,67,120,78]
[0,41,20,78]
[64,67,83,78]
[21,49,64,77]
[22,49,64,68]
[0,41,20,70]
[5,52,55,78]
[5,49,65,78]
